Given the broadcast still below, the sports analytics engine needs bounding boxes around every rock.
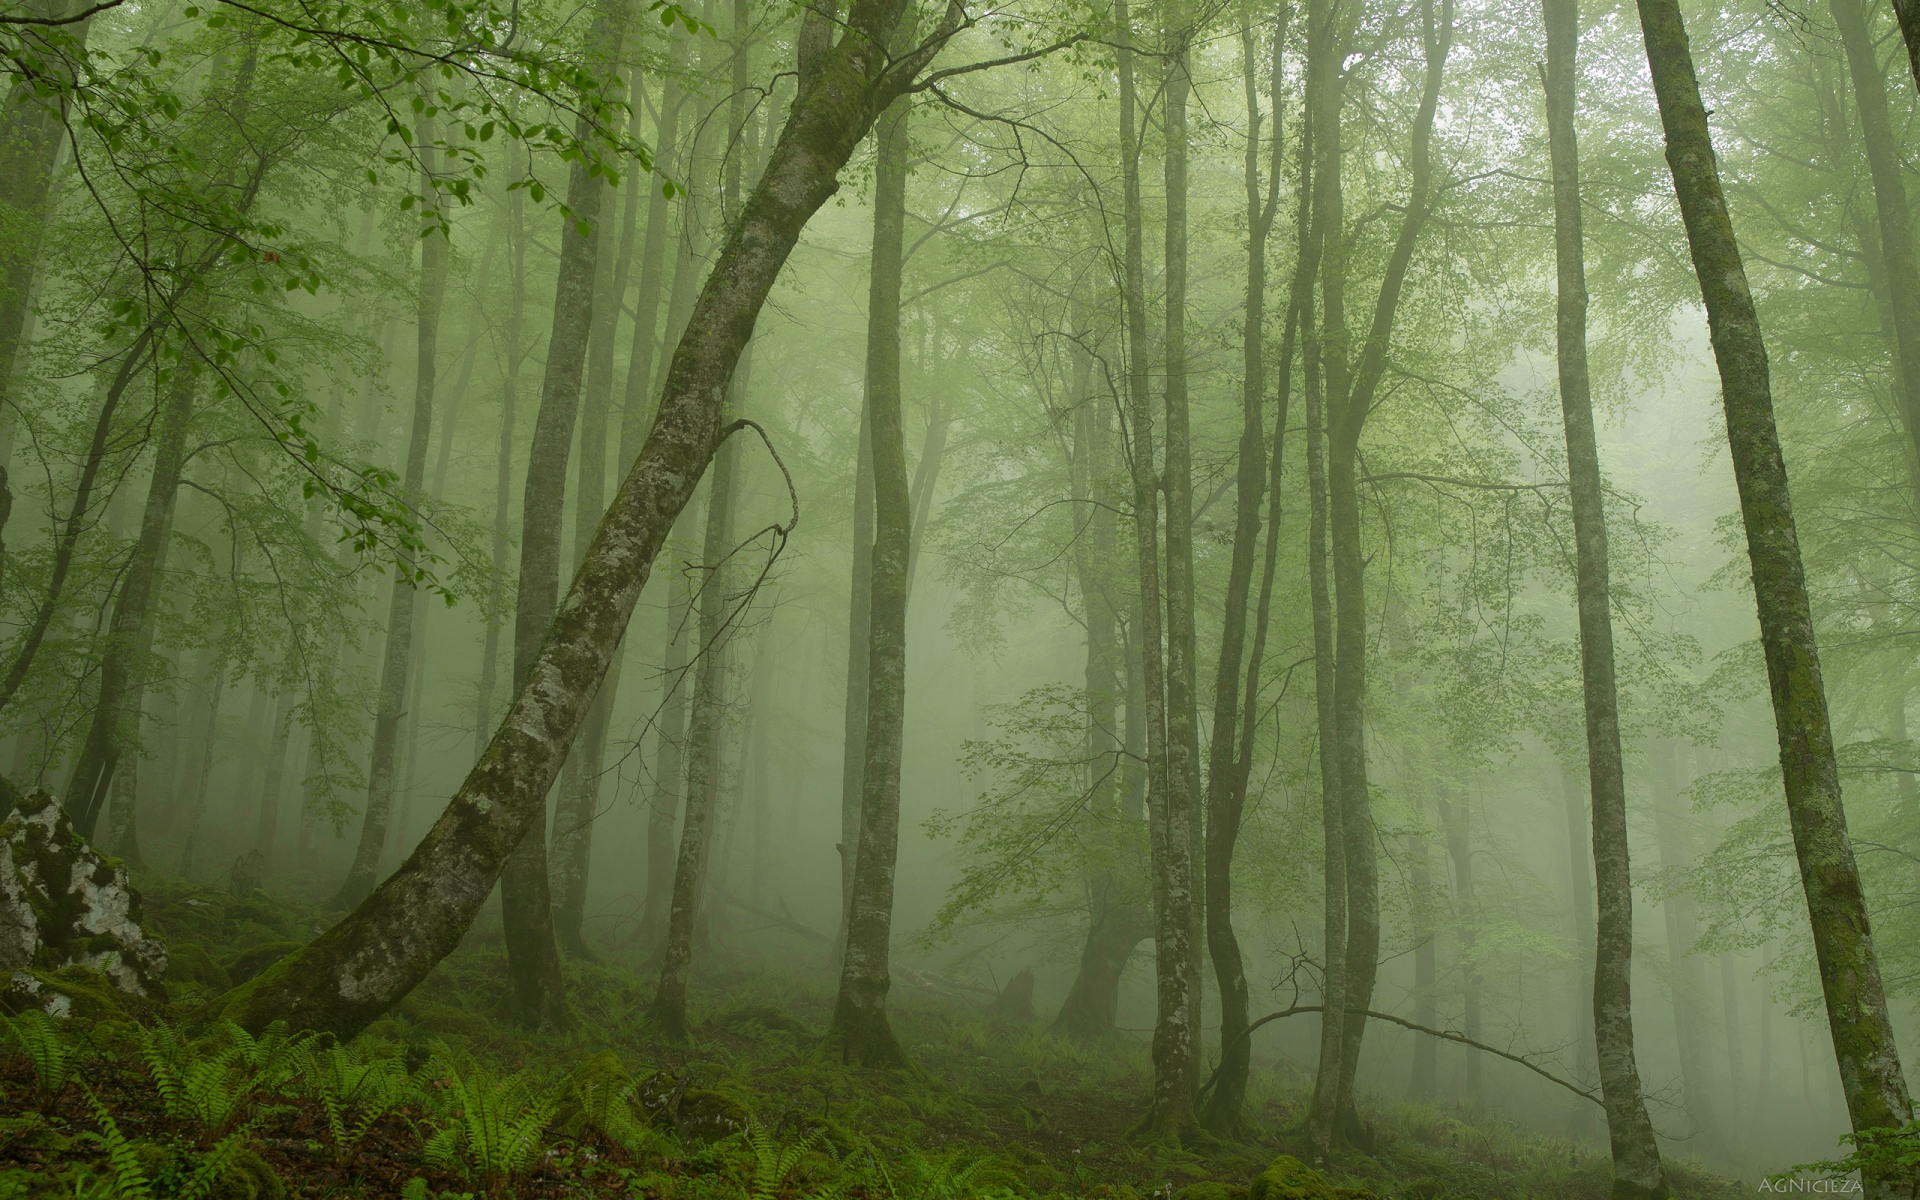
[168,942,232,992]
[0,789,166,1012]
[1248,1155,1376,1200]
[1,964,127,1019]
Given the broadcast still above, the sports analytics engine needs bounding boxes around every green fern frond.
[7,1009,73,1093]
[80,1088,153,1200]
[174,1125,256,1200]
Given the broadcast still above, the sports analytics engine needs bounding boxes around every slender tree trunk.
[254,690,295,861]
[550,72,648,958]
[1832,0,1920,492]
[178,657,227,874]
[1559,765,1598,1138]
[476,160,530,756]
[216,0,970,1043]
[337,126,448,907]
[838,370,875,956]
[639,557,692,953]
[1722,953,1747,1136]
[646,417,738,1038]
[0,2,96,404]
[1652,741,1727,1160]
[1635,4,1917,1193]
[824,93,912,1068]
[1409,826,1436,1101]
[500,1,631,1031]
[65,369,195,838]
[1302,0,1345,1162]
[1201,2,1286,1134]
[1439,786,1481,1107]
[1542,4,1666,1188]
[1887,0,1920,95]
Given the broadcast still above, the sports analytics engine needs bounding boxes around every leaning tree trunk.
[1635,2,1917,1195]
[1200,1,1286,1135]
[335,116,449,909]
[214,0,970,1046]
[824,93,913,1068]
[1541,1,1667,1187]
[500,0,631,1032]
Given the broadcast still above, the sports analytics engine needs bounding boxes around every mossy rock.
[675,1087,750,1142]
[407,1003,494,1040]
[1178,1184,1249,1200]
[205,1147,286,1200]
[222,940,299,986]
[2,964,128,1019]
[1249,1156,1375,1200]
[0,789,167,1000]
[1399,1181,1445,1200]
[167,942,231,992]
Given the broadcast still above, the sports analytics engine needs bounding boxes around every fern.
[744,1120,825,1200]
[174,1126,257,1200]
[302,1043,414,1160]
[220,1020,311,1091]
[78,1088,154,1200]
[422,1060,556,1186]
[7,1009,73,1094]
[141,1024,249,1135]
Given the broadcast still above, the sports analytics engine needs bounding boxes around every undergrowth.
[0,878,1750,1200]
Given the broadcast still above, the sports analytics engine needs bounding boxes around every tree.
[1541,0,1668,1191]
[217,0,1004,1043]
[1634,1,1916,1194]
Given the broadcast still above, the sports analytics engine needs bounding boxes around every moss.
[1248,1155,1377,1200]
[221,940,299,986]
[205,1147,286,1200]
[675,1088,750,1142]
[167,942,231,992]
[1177,1184,1248,1200]
[2,964,128,1020]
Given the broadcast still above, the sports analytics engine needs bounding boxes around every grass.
[0,876,1748,1199]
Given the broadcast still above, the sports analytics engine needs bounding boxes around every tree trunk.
[646,416,738,1038]
[178,657,227,875]
[1888,0,1920,95]
[550,72,648,958]
[501,1,631,1031]
[1201,2,1286,1135]
[838,363,875,957]
[1634,3,1917,1192]
[1652,742,1727,1161]
[1409,826,1436,1101]
[638,556,692,954]
[1301,5,1343,1167]
[254,691,296,861]
[336,121,448,908]
[1439,786,1481,1107]
[476,154,531,755]
[1832,0,1920,488]
[1559,766,1598,1138]
[215,0,969,1044]
[65,369,195,838]
[1324,0,1452,1142]
[824,93,912,1069]
[0,2,96,404]
[1542,3,1666,1187]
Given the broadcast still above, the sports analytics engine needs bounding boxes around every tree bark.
[1324,0,1452,1141]
[1635,3,1917,1194]
[476,154,531,756]
[500,0,632,1031]
[64,369,195,839]
[838,359,875,957]
[1408,825,1436,1101]
[1301,1,1343,1164]
[638,554,693,955]
[824,93,913,1069]
[1439,786,1481,1107]
[336,115,449,909]
[1887,0,1920,95]
[254,691,295,861]
[1542,3,1666,1188]
[215,0,970,1046]
[1201,1,1286,1135]
[1651,742,1728,1161]
[1558,765,1597,1137]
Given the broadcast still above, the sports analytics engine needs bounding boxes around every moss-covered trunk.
[1542,2,1666,1187]
[1635,1,1916,1194]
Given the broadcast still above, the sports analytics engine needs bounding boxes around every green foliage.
[742,1119,824,1200]
[5,1008,74,1093]
[420,1059,557,1186]
[141,1021,310,1137]
[299,1041,417,1161]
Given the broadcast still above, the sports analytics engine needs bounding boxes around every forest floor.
[0,876,1751,1200]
